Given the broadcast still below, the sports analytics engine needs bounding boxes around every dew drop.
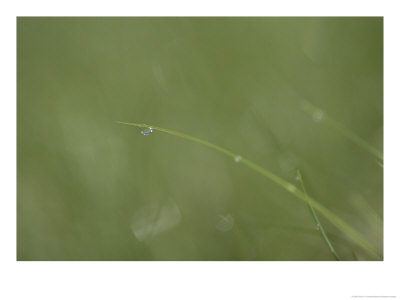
[234,155,242,163]
[140,127,153,136]
[312,109,324,123]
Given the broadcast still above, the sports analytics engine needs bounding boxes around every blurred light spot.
[234,155,242,163]
[216,214,234,232]
[152,61,167,90]
[312,109,324,123]
[130,200,181,242]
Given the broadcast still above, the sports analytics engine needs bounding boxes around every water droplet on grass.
[234,155,242,163]
[140,127,153,136]
[312,109,324,123]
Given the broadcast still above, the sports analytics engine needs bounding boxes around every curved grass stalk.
[117,121,381,259]
[296,170,340,260]
[301,100,383,161]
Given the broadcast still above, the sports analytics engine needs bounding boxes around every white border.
[1,1,399,299]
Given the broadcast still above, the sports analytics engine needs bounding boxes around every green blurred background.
[17,17,383,260]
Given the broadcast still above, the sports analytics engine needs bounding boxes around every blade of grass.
[117,121,381,259]
[296,170,340,260]
[301,100,383,161]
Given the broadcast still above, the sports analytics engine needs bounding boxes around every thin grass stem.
[296,170,341,260]
[117,121,381,259]
[301,100,383,161]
